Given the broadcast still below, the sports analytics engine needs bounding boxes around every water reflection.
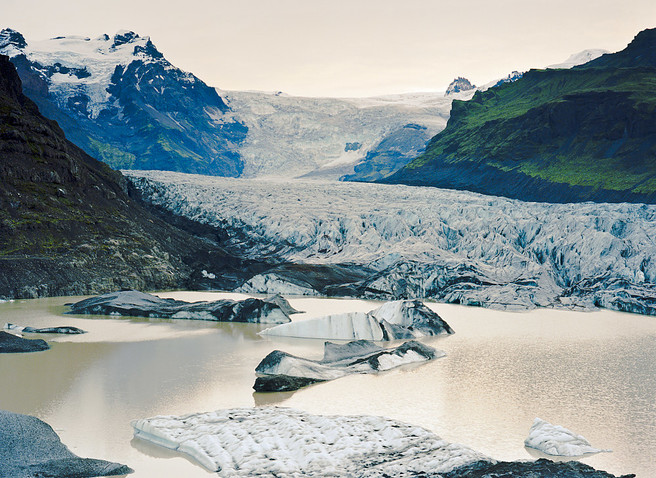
[1,293,654,477]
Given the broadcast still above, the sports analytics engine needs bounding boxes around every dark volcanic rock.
[253,374,326,392]
[0,409,133,477]
[254,339,441,392]
[0,331,49,353]
[67,290,293,324]
[5,323,86,334]
[439,458,634,478]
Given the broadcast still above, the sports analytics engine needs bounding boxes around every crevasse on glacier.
[126,171,656,314]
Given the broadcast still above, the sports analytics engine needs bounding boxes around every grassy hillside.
[385,28,656,203]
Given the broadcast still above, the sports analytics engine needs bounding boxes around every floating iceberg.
[254,339,442,392]
[132,407,490,476]
[524,418,611,456]
[67,290,295,324]
[0,331,49,353]
[260,299,453,340]
[0,410,132,477]
[4,323,86,334]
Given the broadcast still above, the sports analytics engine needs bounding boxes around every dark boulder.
[0,331,49,353]
[0,409,133,477]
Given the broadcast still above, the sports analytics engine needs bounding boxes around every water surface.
[1,292,654,477]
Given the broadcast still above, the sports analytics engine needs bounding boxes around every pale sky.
[3,0,655,97]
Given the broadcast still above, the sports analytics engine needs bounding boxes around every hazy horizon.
[3,0,655,97]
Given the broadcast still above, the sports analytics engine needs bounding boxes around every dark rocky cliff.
[0,54,252,298]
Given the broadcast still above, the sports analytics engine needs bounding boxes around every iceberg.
[67,290,295,324]
[4,323,86,334]
[0,410,132,477]
[260,299,453,340]
[254,339,442,392]
[524,418,611,456]
[0,331,49,353]
[131,407,490,476]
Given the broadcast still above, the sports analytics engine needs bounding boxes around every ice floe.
[524,418,611,456]
[131,407,490,476]
[254,339,442,392]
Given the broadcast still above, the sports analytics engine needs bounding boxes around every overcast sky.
[4,0,655,97]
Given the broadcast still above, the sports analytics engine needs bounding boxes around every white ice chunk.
[132,407,491,476]
[524,418,611,456]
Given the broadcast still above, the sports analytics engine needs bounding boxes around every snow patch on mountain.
[547,49,610,69]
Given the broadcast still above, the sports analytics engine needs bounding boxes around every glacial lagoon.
[1,292,655,477]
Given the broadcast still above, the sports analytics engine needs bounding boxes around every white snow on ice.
[524,418,610,457]
[132,407,490,476]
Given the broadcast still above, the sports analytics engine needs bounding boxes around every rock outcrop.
[0,331,49,353]
[0,410,132,477]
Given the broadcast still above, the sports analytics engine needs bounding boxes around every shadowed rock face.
[0,54,257,300]
[0,409,133,477]
[67,290,294,324]
[254,339,441,392]
[0,331,49,353]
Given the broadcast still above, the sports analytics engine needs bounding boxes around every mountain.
[0,28,247,176]
[384,28,656,203]
[222,90,452,179]
[0,53,256,299]
[445,77,476,96]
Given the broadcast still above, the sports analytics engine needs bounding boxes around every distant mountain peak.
[112,30,140,47]
[445,77,475,96]
[0,28,27,50]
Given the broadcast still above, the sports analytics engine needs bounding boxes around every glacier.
[260,300,453,340]
[254,339,442,392]
[126,171,656,315]
[524,418,610,457]
[221,90,453,179]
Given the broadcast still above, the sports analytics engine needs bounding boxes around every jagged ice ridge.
[126,171,656,314]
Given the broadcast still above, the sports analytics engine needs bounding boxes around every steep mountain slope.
[385,28,656,203]
[0,29,246,176]
[0,54,253,299]
[221,90,452,179]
